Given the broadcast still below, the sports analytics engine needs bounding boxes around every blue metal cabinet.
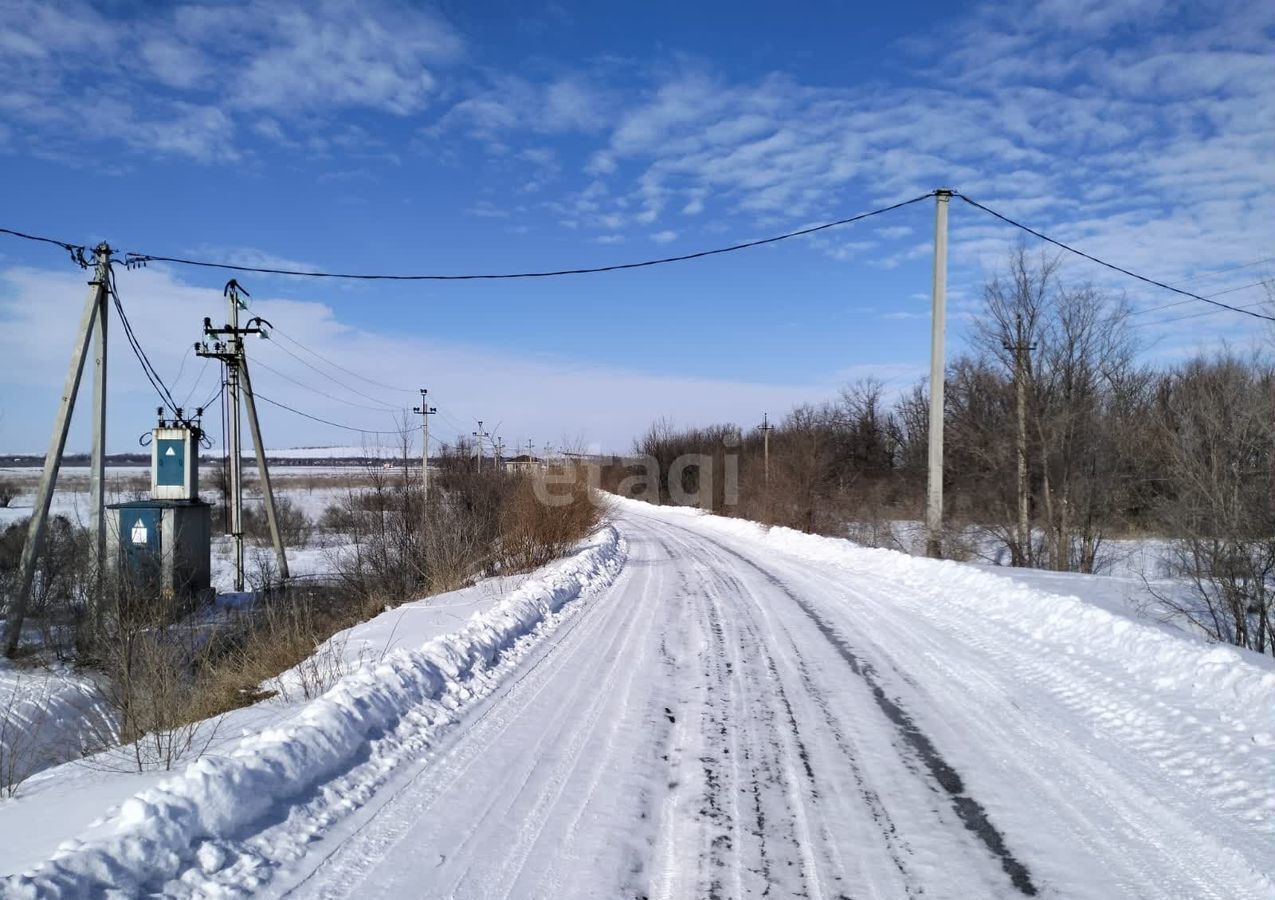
[120,506,162,581]
[156,438,186,487]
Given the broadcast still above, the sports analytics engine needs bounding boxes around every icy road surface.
[263,502,1273,900]
[9,499,1273,898]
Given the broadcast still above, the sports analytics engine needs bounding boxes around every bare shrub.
[502,466,602,570]
[84,570,217,772]
[1150,354,1275,654]
[319,501,359,534]
[0,516,91,660]
[0,479,17,508]
[0,675,52,796]
[242,495,312,548]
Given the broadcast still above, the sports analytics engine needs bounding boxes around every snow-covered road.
[261,502,1272,899]
[9,500,1274,898]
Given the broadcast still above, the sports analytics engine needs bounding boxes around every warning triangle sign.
[165,447,176,456]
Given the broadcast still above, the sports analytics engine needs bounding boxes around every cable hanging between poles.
[253,391,417,435]
[115,192,938,281]
[955,193,1275,323]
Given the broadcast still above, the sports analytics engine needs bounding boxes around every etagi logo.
[533,434,740,510]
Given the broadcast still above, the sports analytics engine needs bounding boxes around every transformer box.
[107,499,213,604]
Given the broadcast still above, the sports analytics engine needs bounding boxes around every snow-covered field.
[2,498,1273,898]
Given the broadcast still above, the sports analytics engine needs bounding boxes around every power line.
[118,193,937,281]
[1132,296,1271,329]
[956,193,1275,322]
[197,379,223,416]
[251,354,405,413]
[0,226,88,267]
[179,356,213,409]
[253,391,411,435]
[1129,280,1268,318]
[269,325,416,394]
[265,322,476,436]
[1171,257,1274,286]
[106,264,182,415]
[262,334,401,410]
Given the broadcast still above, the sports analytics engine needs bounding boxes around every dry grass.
[500,465,604,571]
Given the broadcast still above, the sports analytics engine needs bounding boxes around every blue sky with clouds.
[1,0,1272,453]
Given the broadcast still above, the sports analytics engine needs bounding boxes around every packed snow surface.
[4,499,1275,898]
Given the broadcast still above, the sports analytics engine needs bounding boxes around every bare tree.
[1151,354,1275,655]
[970,244,1137,572]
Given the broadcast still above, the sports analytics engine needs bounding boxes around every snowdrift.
[5,525,625,897]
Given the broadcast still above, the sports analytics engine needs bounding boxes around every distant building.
[503,454,543,473]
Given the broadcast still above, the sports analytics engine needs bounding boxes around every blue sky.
[1,0,1272,453]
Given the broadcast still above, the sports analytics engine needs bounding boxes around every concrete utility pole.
[226,288,244,588]
[473,421,489,472]
[926,188,952,559]
[494,437,505,469]
[89,254,108,599]
[240,358,288,581]
[413,388,436,499]
[1005,313,1035,567]
[197,281,288,589]
[5,245,112,657]
[759,412,775,487]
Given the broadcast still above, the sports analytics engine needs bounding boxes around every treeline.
[607,247,1275,655]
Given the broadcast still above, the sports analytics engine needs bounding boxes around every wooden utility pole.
[760,413,774,486]
[5,245,112,656]
[926,189,952,559]
[1005,312,1035,567]
[413,388,436,499]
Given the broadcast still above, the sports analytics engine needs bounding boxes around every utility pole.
[5,245,111,657]
[759,413,774,487]
[197,281,288,589]
[226,286,244,589]
[473,420,489,472]
[1005,312,1035,567]
[926,188,952,559]
[88,251,109,614]
[494,436,505,470]
[413,388,436,499]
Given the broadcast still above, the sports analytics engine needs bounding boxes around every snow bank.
[5,526,625,897]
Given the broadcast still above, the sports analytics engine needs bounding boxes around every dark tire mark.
[693,530,1040,897]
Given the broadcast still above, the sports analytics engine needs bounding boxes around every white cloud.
[478,1,1272,295]
[650,231,678,244]
[230,2,461,115]
[0,0,466,161]
[0,264,845,453]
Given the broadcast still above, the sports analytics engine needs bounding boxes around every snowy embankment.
[4,525,625,897]
[0,667,116,791]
